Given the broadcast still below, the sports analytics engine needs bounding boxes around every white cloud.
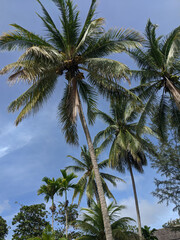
[0,123,33,159]
[0,200,11,214]
[118,197,179,229]
[0,146,10,158]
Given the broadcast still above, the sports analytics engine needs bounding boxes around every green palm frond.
[76,18,105,54]
[151,92,169,140]
[76,201,135,240]
[8,71,57,125]
[67,155,86,168]
[0,24,50,51]
[36,0,65,50]
[100,173,124,186]
[58,83,79,145]
[78,79,97,125]
[97,159,109,169]
[161,26,180,65]
[86,58,130,84]
[52,0,80,49]
[83,27,143,58]
[77,0,97,44]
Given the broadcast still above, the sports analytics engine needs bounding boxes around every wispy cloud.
[0,123,33,160]
[118,197,179,229]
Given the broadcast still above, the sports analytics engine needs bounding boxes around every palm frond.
[36,0,65,50]
[0,24,50,51]
[77,0,97,44]
[8,71,57,125]
[67,155,87,168]
[58,83,79,145]
[78,79,97,125]
[83,28,143,58]
[161,25,180,65]
[86,58,131,84]
[76,18,104,54]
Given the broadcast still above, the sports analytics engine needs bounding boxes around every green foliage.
[76,200,138,240]
[12,203,49,240]
[141,225,158,240]
[55,203,78,228]
[38,177,60,212]
[0,0,142,145]
[58,169,78,199]
[162,218,180,232]
[66,144,123,206]
[151,136,180,214]
[94,96,156,173]
[0,216,8,240]
[130,19,180,141]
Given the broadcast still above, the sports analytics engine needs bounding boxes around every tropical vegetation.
[0,0,180,240]
[94,96,156,239]
[0,1,143,239]
[66,144,124,206]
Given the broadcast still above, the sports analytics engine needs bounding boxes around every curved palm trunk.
[77,93,113,240]
[65,190,68,239]
[166,78,180,110]
[128,159,142,240]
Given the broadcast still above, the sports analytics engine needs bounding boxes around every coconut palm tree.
[0,1,143,239]
[94,96,156,240]
[66,144,124,206]
[38,177,60,231]
[130,19,180,140]
[76,200,138,240]
[58,169,77,239]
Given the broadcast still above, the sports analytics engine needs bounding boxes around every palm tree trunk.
[65,190,68,239]
[77,93,113,240]
[52,199,54,232]
[94,184,100,204]
[128,159,142,240]
[166,78,180,110]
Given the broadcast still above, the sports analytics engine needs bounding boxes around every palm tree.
[0,1,143,239]
[94,96,156,240]
[66,144,124,206]
[38,177,60,231]
[58,169,77,239]
[76,200,138,240]
[141,226,158,240]
[130,19,180,140]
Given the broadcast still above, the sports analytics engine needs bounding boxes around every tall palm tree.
[130,19,180,140]
[76,200,138,240]
[58,169,77,239]
[38,177,60,231]
[66,144,124,206]
[94,97,156,240]
[0,1,143,239]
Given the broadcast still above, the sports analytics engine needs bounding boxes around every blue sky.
[0,0,179,239]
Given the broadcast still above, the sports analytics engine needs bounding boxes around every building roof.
[154,228,180,240]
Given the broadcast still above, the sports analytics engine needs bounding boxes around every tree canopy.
[12,204,49,240]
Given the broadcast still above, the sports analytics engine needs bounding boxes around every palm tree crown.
[94,97,155,169]
[66,144,124,206]
[0,0,142,144]
[130,19,180,139]
[37,177,60,230]
[76,200,137,240]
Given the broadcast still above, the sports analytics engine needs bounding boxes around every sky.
[0,0,180,239]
